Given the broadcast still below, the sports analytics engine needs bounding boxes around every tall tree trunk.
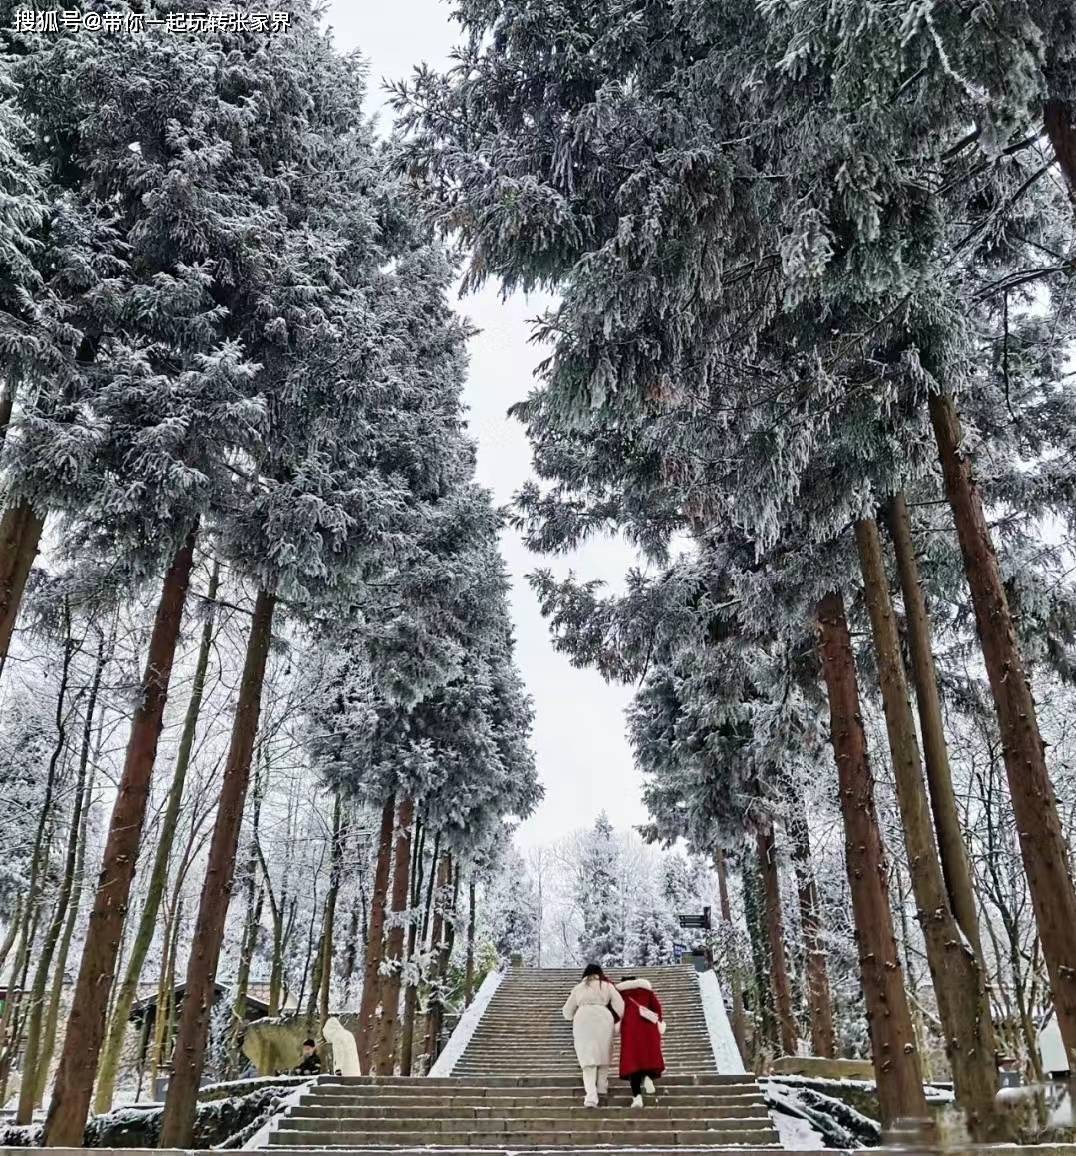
[229,751,265,1075]
[43,531,197,1147]
[399,817,426,1076]
[0,376,16,448]
[742,855,774,1066]
[929,389,1076,1066]
[885,493,986,966]
[463,877,477,1009]
[858,512,1000,1139]
[815,589,928,1126]
[425,860,459,1066]
[318,792,344,1026]
[714,848,749,1065]
[755,824,798,1057]
[95,562,220,1113]
[1045,99,1076,202]
[38,654,106,1107]
[371,797,414,1075]
[17,618,82,1124]
[159,589,275,1148]
[356,795,395,1071]
[150,898,182,1087]
[784,804,836,1059]
[0,614,72,1103]
[422,854,453,1064]
[0,497,46,674]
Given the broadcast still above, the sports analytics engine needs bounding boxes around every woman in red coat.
[616,977,665,1106]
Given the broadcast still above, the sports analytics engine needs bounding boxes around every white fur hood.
[616,978,653,992]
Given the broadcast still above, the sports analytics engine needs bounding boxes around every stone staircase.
[262,965,782,1152]
[454,965,718,1077]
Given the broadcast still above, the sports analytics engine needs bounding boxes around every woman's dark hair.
[303,1038,317,1047]
[620,975,636,983]
[582,963,608,982]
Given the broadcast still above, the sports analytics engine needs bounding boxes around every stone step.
[269,1129,779,1147]
[278,1116,774,1135]
[301,1090,765,1107]
[290,1104,765,1121]
[266,1149,786,1155]
[316,1075,752,1088]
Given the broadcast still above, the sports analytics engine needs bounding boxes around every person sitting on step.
[562,963,625,1107]
[291,1037,322,1076]
[616,975,665,1107]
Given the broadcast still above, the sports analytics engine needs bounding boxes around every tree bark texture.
[1045,99,1076,203]
[856,516,1000,1138]
[159,588,276,1148]
[318,792,345,1026]
[885,492,986,965]
[930,389,1076,1068]
[785,805,837,1059]
[96,562,220,1112]
[755,824,798,1057]
[371,797,415,1075]
[0,497,46,670]
[16,622,82,1124]
[43,530,197,1147]
[463,876,477,1009]
[715,848,750,1065]
[815,589,928,1126]
[356,795,396,1072]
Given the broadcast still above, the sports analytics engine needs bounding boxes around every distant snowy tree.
[488,849,540,964]
[575,812,624,967]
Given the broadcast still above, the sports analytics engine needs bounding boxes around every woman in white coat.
[562,964,625,1107]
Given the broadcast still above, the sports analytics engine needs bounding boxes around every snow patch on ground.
[230,1078,314,1151]
[697,967,747,1075]
[428,967,504,1077]
[771,1107,827,1150]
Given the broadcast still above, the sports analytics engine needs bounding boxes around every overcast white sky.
[324,1,649,846]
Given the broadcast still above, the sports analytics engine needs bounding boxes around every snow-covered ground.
[428,966,504,1077]
[697,968,747,1075]
[771,1108,828,1149]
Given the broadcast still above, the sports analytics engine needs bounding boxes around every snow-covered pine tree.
[575,813,624,968]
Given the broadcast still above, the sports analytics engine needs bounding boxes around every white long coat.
[562,978,625,1068]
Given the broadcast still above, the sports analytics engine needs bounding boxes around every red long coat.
[616,981,665,1078]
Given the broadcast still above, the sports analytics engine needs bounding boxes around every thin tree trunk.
[38,643,108,1107]
[356,795,395,1070]
[929,389,1076,1067]
[0,377,16,448]
[95,561,220,1112]
[742,854,774,1065]
[43,530,197,1147]
[318,792,344,1026]
[371,797,414,1075]
[784,804,836,1059]
[159,588,275,1148]
[423,854,453,1064]
[399,816,426,1076]
[426,860,459,1065]
[228,888,263,1077]
[0,497,46,673]
[755,824,798,1057]
[715,848,749,1064]
[0,899,22,1000]
[150,898,182,1087]
[463,877,477,1009]
[229,747,265,1075]
[17,618,83,1124]
[0,619,72,1102]
[815,589,928,1126]
[886,492,986,966]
